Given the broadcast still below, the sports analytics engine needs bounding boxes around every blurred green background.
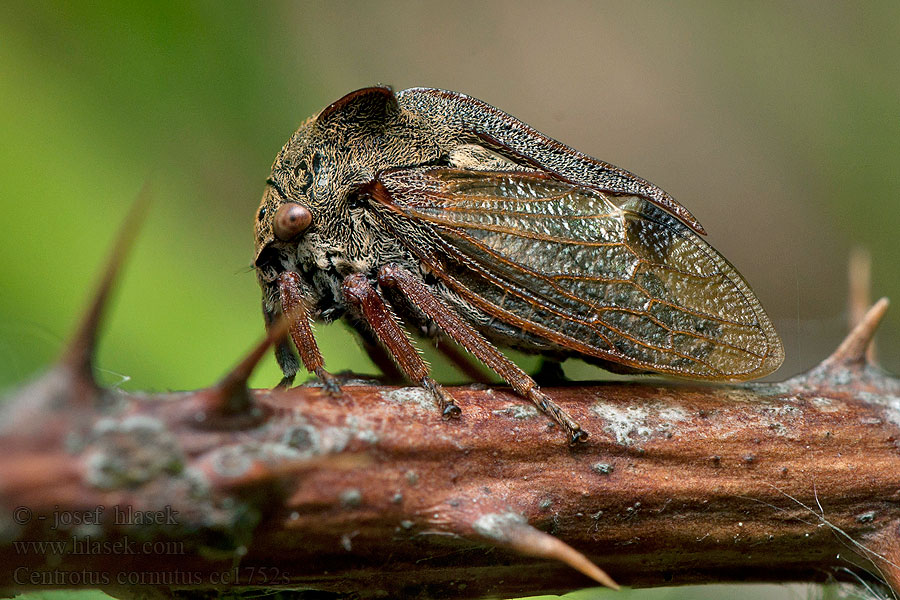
[2,1,898,598]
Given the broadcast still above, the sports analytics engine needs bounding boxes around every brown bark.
[1,298,899,599]
[1,208,897,598]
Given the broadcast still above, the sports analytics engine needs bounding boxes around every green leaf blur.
[3,1,899,394]
[1,4,898,597]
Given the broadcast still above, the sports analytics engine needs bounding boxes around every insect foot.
[314,368,343,397]
[528,389,589,446]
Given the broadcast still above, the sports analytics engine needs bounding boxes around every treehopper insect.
[253,86,783,444]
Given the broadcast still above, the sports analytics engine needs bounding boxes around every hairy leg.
[278,271,341,394]
[341,273,460,418]
[350,321,407,384]
[377,264,587,444]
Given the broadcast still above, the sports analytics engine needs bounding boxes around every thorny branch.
[1,203,899,599]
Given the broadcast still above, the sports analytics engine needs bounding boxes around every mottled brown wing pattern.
[375,168,783,380]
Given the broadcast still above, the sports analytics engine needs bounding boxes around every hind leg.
[376,264,587,445]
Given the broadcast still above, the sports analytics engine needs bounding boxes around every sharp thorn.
[216,312,291,397]
[505,520,619,589]
[823,298,889,369]
[193,308,295,426]
[473,512,619,590]
[60,183,151,384]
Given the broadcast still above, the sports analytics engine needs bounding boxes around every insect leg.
[277,271,341,395]
[263,300,300,387]
[376,264,588,445]
[341,273,461,419]
[351,322,407,384]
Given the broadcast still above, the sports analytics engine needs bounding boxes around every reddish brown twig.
[1,209,898,599]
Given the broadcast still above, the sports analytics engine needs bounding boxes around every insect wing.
[374,167,783,381]
[397,87,706,235]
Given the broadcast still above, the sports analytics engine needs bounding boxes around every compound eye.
[273,202,312,241]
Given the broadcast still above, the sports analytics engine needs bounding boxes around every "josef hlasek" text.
[51,505,178,530]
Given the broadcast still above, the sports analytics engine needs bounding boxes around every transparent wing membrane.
[376,168,783,380]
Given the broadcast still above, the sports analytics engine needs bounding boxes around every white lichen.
[590,402,688,446]
[472,512,526,542]
[381,387,438,413]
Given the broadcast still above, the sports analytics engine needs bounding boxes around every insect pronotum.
[253,86,784,444]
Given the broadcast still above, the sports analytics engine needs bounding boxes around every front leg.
[263,299,301,387]
[277,271,341,395]
[341,273,461,419]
